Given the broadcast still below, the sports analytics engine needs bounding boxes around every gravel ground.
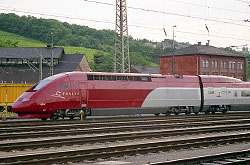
[0,130,249,165]
[81,142,250,165]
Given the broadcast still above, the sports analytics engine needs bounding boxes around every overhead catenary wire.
[81,0,250,28]
[1,0,250,46]
[0,7,250,43]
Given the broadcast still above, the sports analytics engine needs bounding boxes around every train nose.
[12,101,22,113]
[12,97,32,113]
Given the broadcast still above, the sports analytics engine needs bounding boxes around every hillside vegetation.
[0,30,107,70]
[0,13,167,71]
[0,30,45,47]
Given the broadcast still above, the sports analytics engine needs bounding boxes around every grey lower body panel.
[90,106,200,116]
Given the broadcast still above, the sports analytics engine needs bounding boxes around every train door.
[78,82,88,109]
[232,84,240,110]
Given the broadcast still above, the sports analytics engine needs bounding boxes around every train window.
[134,76,142,81]
[111,76,116,81]
[33,80,51,91]
[241,90,250,97]
[207,87,214,94]
[117,76,122,81]
[122,76,128,81]
[141,76,151,81]
[128,76,134,81]
[86,74,151,82]
[105,75,112,81]
[87,75,94,80]
[94,75,100,80]
[100,75,105,80]
[61,83,68,89]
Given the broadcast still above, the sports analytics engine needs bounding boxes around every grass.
[0,112,17,118]
[63,46,108,64]
[0,30,46,47]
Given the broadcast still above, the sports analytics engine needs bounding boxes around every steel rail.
[1,132,250,165]
[1,113,249,131]
[1,115,250,133]
[1,112,250,128]
[150,149,250,165]
[0,123,250,152]
[2,116,248,133]
[1,118,250,140]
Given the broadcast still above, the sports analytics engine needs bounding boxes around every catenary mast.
[114,0,130,73]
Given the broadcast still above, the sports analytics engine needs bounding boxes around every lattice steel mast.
[114,0,130,73]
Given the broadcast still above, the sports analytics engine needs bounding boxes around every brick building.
[160,42,247,81]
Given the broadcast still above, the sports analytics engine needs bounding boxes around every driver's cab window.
[61,83,68,90]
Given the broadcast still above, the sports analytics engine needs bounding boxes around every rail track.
[0,112,249,164]
[1,115,250,140]
[0,123,249,151]
[0,132,250,165]
[151,149,250,164]
[1,112,250,128]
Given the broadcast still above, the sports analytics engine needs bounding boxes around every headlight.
[22,98,30,102]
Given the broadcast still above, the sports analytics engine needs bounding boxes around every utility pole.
[34,48,43,81]
[51,32,54,76]
[172,25,176,75]
[114,0,130,73]
[39,52,43,80]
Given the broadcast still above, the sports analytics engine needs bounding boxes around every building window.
[212,60,218,69]
[238,62,243,70]
[206,60,209,68]
[203,60,206,68]
[220,61,223,69]
[224,62,227,69]
[229,61,235,69]
[203,59,209,68]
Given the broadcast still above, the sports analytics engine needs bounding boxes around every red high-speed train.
[12,72,250,120]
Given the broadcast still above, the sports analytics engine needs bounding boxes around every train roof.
[199,75,242,83]
[43,72,243,84]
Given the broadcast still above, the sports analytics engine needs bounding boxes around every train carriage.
[12,72,250,120]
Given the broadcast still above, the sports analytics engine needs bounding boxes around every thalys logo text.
[51,91,79,99]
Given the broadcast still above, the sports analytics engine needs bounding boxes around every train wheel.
[222,106,230,114]
[50,114,59,120]
[185,111,191,115]
[194,112,199,115]
[205,111,210,115]
[69,116,75,119]
[154,113,160,116]
[165,112,171,116]
[41,118,47,121]
[174,112,179,115]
